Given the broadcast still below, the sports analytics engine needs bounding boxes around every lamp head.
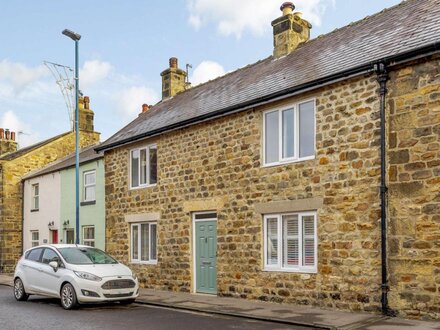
[62,29,81,41]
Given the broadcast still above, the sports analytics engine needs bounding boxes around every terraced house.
[0,96,100,273]
[22,145,105,251]
[97,0,440,320]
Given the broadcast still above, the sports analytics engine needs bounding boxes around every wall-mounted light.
[48,221,55,228]
[63,220,70,227]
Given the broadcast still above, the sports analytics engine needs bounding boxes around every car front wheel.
[60,283,78,310]
[14,278,29,301]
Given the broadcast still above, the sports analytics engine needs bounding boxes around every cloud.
[80,60,113,90]
[0,59,49,93]
[113,86,160,122]
[0,111,39,148]
[190,61,226,86]
[186,0,335,38]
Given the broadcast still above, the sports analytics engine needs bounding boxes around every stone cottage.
[97,0,440,320]
[0,96,100,273]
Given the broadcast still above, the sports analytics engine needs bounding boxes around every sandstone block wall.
[387,56,440,320]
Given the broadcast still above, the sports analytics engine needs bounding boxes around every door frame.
[192,211,217,294]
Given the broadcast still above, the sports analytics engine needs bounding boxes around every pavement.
[1,274,438,330]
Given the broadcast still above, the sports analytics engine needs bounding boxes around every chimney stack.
[271,2,312,58]
[78,95,95,132]
[0,127,18,156]
[141,104,150,114]
[160,57,188,100]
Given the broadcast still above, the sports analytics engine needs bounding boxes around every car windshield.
[57,247,118,265]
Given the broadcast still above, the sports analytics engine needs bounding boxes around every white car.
[13,244,139,309]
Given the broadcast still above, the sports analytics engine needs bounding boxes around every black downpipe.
[374,63,396,317]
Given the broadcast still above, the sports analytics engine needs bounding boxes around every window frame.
[129,144,158,189]
[130,222,157,264]
[262,99,316,167]
[31,230,39,247]
[82,225,95,247]
[31,183,39,211]
[263,211,317,273]
[83,170,96,202]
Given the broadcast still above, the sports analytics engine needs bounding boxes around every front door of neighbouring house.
[194,213,217,294]
[51,230,58,244]
[65,229,74,244]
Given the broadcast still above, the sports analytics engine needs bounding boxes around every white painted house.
[22,171,61,251]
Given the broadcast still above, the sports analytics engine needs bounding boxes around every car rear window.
[57,247,118,265]
[26,248,43,262]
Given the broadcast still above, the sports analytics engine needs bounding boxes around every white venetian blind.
[283,214,299,267]
[302,215,315,266]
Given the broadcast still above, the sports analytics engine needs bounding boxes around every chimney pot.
[11,131,16,141]
[142,104,149,113]
[5,129,10,140]
[280,2,295,16]
[84,96,90,109]
[0,128,4,140]
[169,57,178,69]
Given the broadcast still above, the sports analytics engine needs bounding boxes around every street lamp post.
[62,29,81,245]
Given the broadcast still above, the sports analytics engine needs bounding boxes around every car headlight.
[132,273,138,281]
[74,271,102,282]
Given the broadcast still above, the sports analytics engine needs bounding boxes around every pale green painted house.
[60,147,105,249]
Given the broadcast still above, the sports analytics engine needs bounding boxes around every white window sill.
[263,267,317,274]
[129,183,157,191]
[263,156,315,168]
[130,261,157,265]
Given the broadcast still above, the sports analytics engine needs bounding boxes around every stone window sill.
[80,200,96,206]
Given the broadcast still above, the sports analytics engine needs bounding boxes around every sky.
[0,0,402,148]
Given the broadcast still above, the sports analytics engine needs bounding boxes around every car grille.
[103,292,134,298]
[101,279,135,290]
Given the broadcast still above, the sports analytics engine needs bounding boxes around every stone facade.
[387,56,440,319]
[104,56,439,320]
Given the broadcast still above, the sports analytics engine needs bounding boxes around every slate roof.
[98,0,440,151]
[0,132,71,161]
[22,144,103,180]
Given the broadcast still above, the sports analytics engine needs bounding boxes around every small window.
[41,248,60,264]
[264,212,317,273]
[31,231,39,247]
[26,248,43,262]
[83,171,96,202]
[130,145,157,188]
[82,226,95,247]
[264,100,315,166]
[31,184,39,210]
[131,222,157,263]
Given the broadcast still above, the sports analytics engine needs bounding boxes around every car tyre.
[60,283,78,310]
[14,278,29,301]
[120,298,136,305]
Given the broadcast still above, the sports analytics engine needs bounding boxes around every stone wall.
[0,131,99,273]
[387,56,440,319]
[105,72,387,313]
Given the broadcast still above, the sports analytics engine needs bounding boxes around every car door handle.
[38,268,43,272]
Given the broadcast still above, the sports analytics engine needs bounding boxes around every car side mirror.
[49,261,59,272]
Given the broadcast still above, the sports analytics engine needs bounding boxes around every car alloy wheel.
[61,283,78,310]
[14,278,28,301]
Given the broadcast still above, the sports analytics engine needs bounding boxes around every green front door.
[195,219,217,294]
